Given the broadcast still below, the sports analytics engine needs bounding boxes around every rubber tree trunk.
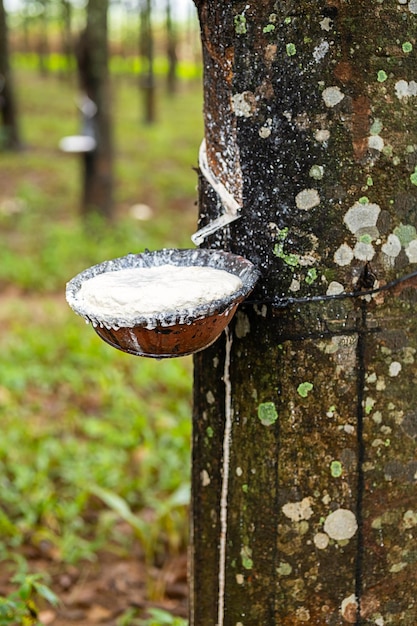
[140,0,156,124]
[165,0,177,95]
[191,2,417,625]
[0,0,21,150]
[37,0,50,77]
[59,0,73,79]
[76,0,113,219]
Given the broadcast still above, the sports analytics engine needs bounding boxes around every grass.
[0,62,202,623]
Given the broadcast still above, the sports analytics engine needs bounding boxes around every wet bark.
[76,0,113,219]
[192,2,417,624]
[0,0,21,150]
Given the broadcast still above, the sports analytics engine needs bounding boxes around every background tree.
[0,0,21,150]
[192,1,417,624]
[139,0,156,123]
[59,0,73,78]
[165,0,177,95]
[36,0,50,76]
[75,0,113,219]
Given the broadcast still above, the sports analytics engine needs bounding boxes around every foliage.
[117,607,188,626]
[0,65,202,619]
[0,560,59,626]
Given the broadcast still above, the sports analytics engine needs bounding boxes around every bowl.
[66,248,260,358]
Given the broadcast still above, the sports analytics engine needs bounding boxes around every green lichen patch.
[370,119,383,135]
[263,24,275,33]
[240,545,253,570]
[394,223,417,246]
[234,13,247,34]
[330,460,343,478]
[377,70,388,82]
[286,43,296,56]
[402,41,413,53]
[297,382,313,398]
[410,166,417,186]
[277,561,292,576]
[257,401,278,426]
[309,165,324,180]
[305,268,318,285]
[273,228,300,267]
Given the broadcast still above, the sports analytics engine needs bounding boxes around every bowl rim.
[66,248,260,330]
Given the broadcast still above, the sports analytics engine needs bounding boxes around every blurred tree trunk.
[139,0,156,123]
[165,0,177,95]
[37,0,50,76]
[0,0,21,150]
[192,2,417,624]
[59,0,73,79]
[75,0,114,219]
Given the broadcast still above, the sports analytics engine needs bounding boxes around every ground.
[0,537,188,624]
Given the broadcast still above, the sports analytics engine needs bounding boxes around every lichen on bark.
[192,2,417,624]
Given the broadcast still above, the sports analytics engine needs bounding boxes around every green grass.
[0,66,203,619]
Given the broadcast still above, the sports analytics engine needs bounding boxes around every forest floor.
[1,542,188,625]
[1,68,201,625]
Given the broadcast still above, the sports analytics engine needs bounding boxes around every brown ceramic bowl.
[66,248,260,359]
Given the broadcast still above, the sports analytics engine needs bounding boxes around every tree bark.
[59,0,73,79]
[0,0,21,150]
[166,0,177,95]
[75,0,113,219]
[192,2,417,624]
[139,0,156,124]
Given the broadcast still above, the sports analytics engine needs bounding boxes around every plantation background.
[0,2,203,624]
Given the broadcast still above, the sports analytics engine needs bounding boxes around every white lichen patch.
[313,40,329,62]
[259,118,272,138]
[313,532,330,550]
[403,509,417,528]
[231,91,257,117]
[410,0,417,13]
[382,233,401,258]
[344,202,381,234]
[322,86,345,108]
[395,79,417,99]
[326,281,344,296]
[314,128,330,142]
[282,497,314,522]
[309,164,324,180]
[368,135,384,151]
[341,594,358,623]
[295,188,321,210]
[323,509,358,540]
[334,243,354,266]
[235,311,251,339]
[389,361,402,377]
[353,241,376,261]
[295,607,311,622]
[206,390,215,404]
[290,278,301,292]
[320,17,333,31]
[390,562,407,573]
[405,238,417,262]
[201,469,211,486]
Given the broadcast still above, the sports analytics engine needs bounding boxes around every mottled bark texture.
[0,0,21,150]
[192,2,417,625]
[76,0,113,219]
